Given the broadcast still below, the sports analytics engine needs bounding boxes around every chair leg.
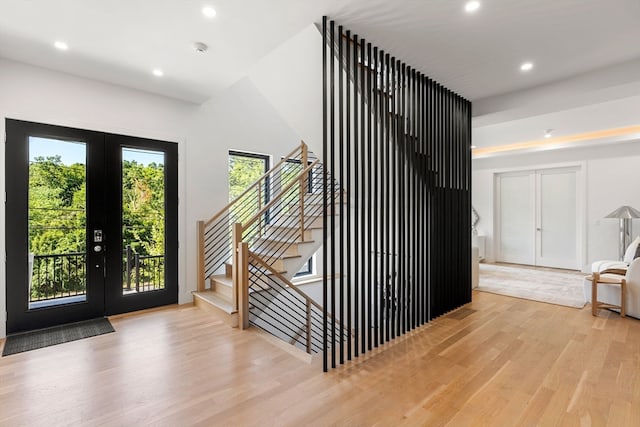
[620,279,626,318]
[591,272,599,316]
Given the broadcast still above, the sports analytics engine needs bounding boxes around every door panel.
[6,120,106,333]
[5,120,178,333]
[497,173,535,265]
[496,167,579,270]
[104,134,178,315]
[536,169,578,269]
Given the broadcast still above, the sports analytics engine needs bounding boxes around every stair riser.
[193,294,238,327]
[279,216,323,228]
[210,278,233,301]
[253,240,300,257]
[265,228,313,241]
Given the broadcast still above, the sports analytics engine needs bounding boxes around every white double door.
[496,167,581,270]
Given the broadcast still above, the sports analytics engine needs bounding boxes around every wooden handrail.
[241,159,320,234]
[203,142,305,227]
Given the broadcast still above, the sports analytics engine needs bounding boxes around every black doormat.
[2,318,115,356]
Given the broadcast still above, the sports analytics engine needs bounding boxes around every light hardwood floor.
[1,291,639,426]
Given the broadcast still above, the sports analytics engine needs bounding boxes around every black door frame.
[5,119,178,333]
[104,134,178,315]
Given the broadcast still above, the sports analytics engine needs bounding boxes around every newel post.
[238,242,250,330]
[197,220,206,292]
[232,223,242,312]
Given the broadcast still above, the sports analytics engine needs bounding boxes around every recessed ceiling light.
[54,41,68,51]
[202,6,217,18]
[520,62,534,72]
[470,145,477,149]
[152,69,164,77]
[465,1,481,13]
[544,129,553,138]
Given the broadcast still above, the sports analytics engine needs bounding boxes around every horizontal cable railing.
[198,143,308,290]
[242,250,348,354]
[244,161,342,267]
[198,140,349,355]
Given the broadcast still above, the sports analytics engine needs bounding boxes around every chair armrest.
[599,268,627,276]
[586,274,625,285]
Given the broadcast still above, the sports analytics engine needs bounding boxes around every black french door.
[5,119,178,334]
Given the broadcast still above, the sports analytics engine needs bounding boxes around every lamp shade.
[604,205,640,219]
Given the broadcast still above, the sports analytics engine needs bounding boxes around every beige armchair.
[584,257,640,319]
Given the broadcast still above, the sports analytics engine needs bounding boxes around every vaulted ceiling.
[1,0,639,105]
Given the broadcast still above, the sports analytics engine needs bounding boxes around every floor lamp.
[605,205,640,261]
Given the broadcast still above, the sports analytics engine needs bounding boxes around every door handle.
[94,245,103,253]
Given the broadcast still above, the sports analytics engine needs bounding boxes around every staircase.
[195,141,349,353]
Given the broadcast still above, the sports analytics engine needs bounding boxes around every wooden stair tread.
[256,237,316,245]
[209,274,232,286]
[250,248,301,260]
[224,262,287,276]
[267,224,323,231]
[193,291,236,314]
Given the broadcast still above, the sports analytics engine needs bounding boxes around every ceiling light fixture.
[520,62,534,72]
[465,1,481,13]
[202,6,217,18]
[193,42,209,53]
[54,41,68,51]
[152,69,164,77]
[470,145,477,149]
[544,129,553,138]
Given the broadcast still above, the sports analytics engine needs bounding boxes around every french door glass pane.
[28,137,87,308]
[122,148,166,294]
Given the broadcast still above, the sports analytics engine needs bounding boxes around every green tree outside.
[28,156,166,300]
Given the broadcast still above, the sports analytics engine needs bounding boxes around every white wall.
[183,77,302,296]
[0,58,197,338]
[249,24,323,156]
[472,140,640,271]
[0,58,303,338]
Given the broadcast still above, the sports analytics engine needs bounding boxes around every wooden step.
[225,262,232,278]
[209,274,233,300]
[193,290,238,327]
[263,226,315,241]
[273,215,324,228]
[252,238,315,257]
[225,261,288,277]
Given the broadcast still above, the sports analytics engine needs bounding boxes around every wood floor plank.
[1,292,640,426]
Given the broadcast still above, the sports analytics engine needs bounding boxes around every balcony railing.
[30,252,87,302]
[123,246,165,293]
[29,249,165,302]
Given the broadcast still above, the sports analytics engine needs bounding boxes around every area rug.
[2,318,115,356]
[478,263,586,309]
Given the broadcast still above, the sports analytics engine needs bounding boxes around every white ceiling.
[0,0,639,104]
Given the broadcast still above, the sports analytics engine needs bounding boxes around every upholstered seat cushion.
[591,260,628,274]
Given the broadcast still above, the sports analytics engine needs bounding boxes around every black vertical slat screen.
[321,17,472,371]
